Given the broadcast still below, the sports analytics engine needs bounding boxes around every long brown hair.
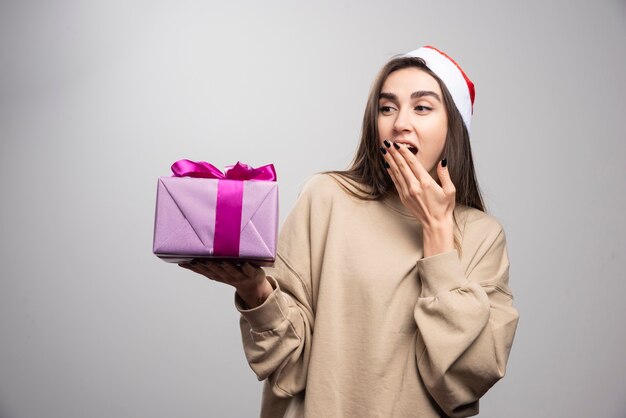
[321,56,486,251]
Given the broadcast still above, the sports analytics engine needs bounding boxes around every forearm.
[236,275,314,394]
[422,219,454,258]
[415,286,518,416]
[414,223,520,416]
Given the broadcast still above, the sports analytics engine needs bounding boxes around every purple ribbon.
[171,160,276,257]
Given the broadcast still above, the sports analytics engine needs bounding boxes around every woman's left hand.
[381,140,456,256]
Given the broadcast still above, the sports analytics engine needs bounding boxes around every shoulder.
[454,205,506,247]
[299,172,339,193]
[280,173,357,237]
[298,172,363,202]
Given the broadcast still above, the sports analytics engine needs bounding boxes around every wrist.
[236,278,273,309]
[422,219,454,258]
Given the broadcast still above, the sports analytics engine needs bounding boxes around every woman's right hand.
[178,260,273,308]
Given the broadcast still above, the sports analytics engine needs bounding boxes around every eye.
[414,105,432,112]
[379,105,396,115]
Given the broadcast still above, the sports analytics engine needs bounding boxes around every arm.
[414,218,519,417]
[235,176,323,399]
[235,253,314,398]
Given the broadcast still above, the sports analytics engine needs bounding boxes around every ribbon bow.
[171,159,277,181]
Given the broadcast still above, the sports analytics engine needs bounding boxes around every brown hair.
[321,56,486,252]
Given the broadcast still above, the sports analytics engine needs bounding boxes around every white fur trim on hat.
[403,45,475,134]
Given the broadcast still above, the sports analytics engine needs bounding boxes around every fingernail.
[393,142,400,150]
[442,158,447,167]
[383,139,391,148]
[384,161,390,169]
[379,146,387,155]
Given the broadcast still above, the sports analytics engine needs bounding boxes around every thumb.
[437,158,455,195]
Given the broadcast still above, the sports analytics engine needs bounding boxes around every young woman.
[180,45,519,417]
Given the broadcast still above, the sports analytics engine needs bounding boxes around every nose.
[393,108,411,132]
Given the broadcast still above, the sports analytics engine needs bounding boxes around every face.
[377,67,448,179]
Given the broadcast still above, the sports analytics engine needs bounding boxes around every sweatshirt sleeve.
[234,175,323,399]
[414,215,520,417]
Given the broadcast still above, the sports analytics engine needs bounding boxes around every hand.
[381,140,456,256]
[178,259,272,308]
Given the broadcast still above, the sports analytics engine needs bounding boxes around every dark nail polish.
[379,146,387,155]
[442,158,447,167]
[384,161,390,169]
[393,142,400,150]
[384,139,391,148]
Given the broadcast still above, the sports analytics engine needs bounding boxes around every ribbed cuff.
[417,250,468,297]
[234,276,288,332]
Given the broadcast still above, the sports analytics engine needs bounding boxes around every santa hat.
[403,45,475,134]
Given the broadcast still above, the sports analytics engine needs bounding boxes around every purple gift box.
[153,160,278,266]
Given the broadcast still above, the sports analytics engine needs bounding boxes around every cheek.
[424,120,447,150]
[418,130,447,171]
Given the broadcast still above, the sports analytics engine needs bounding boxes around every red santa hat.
[403,45,475,134]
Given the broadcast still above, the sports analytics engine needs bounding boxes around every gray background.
[1,1,625,417]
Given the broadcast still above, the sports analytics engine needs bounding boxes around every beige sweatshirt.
[234,173,519,417]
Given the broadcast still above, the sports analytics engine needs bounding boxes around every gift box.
[153,160,278,266]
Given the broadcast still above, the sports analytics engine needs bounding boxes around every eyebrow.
[379,91,441,102]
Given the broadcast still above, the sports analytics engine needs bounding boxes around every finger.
[194,259,225,271]
[221,261,245,277]
[183,263,215,278]
[190,260,225,280]
[179,261,198,269]
[392,141,431,184]
[382,146,408,196]
[386,142,416,196]
[437,158,456,195]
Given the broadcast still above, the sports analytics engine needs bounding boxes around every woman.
[180,45,519,417]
